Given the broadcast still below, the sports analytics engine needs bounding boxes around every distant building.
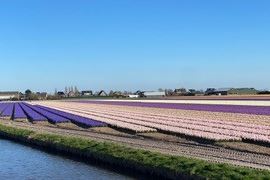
[174,88,187,95]
[207,88,258,96]
[205,88,216,95]
[57,91,65,98]
[228,88,258,95]
[110,91,126,98]
[0,91,21,101]
[143,91,166,98]
[258,90,270,95]
[212,88,233,96]
[81,90,93,96]
[128,94,139,98]
[135,90,144,97]
[98,90,107,96]
[36,92,48,100]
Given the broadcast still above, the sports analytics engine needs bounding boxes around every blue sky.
[0,0,269,93]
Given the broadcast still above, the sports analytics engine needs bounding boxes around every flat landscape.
[0,99,270,172]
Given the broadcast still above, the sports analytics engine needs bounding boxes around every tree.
[54,88,58,96]
[65,87,68,95]
[74,86,80,96]
[205,88,216,95]
[109,90,114,96]
[165,89,174,96]
[24,89,39,100]
[123,91,129,95]
[25,89,32,95]
[74,86,79,93]
[71,86,74,93]
[175,88,187,94]
[25,89,32,99]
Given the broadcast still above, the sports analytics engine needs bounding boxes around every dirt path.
[1,120,270,170]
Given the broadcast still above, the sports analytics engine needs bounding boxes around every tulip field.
[29,100,270,144]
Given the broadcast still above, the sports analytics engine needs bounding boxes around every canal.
[0,139,132,180]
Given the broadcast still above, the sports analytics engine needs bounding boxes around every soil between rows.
[0,118,270,170]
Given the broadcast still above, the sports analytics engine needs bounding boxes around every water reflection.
[0,139,132,180]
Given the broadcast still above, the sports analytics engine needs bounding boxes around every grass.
[0,123,269,179]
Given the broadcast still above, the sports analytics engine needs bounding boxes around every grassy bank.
[0,124,269,180]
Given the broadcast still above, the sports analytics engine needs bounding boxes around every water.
[0,139,132,180]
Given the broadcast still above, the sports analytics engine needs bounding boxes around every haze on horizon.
[0,1,269,93]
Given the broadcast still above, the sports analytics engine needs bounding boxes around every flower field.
[1,100,270,171]
[32,101,270,143]
[1,100,270,143]
[0,102,106,127]
[72,100,270,115]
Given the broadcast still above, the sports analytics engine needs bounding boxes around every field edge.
[0,123,269,180]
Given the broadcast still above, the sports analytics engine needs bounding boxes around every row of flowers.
[34,101,270,143]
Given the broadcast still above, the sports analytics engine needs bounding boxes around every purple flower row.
[0,103,14,117]
[0,102,106,127]
[75,101,270,116]
[36,105,105,127]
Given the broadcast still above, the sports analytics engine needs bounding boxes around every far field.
[0,99,270,172]
[165,95,270,100]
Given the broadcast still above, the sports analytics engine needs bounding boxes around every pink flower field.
[32,101,270,143]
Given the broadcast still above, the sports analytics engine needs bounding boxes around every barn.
[212,88,258,96]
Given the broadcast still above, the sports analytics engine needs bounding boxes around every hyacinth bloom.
[73,100,270,116]
[20,103,47,121]
[0,102,107,128]
[1,100,270,143]
[13,103,27,119]
[32,101,270,143]
[36,105,106,127]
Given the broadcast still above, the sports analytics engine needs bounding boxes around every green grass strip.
[0,123,269,179]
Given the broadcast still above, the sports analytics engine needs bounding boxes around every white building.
[143,91,166,98]
[0,91,21,100]
[81,91,93,96]
[128,94,139,98]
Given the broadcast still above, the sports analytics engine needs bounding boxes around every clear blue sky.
[0,0,269,93]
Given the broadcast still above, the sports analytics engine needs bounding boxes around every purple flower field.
[74,101,270,116]
[0,102,106,127]
[36,105,105,127]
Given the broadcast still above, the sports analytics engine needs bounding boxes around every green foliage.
[24,89,40,100]
[0,124,33,138]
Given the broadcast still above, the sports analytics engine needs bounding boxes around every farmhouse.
[212,88,232,96]
[174,88,187,95]
[81,90,93,96]
[98,90,107,96]
[0,91,21,100]
[57,91,65,98]
[143,91,166,98]
[36,92,48,100]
